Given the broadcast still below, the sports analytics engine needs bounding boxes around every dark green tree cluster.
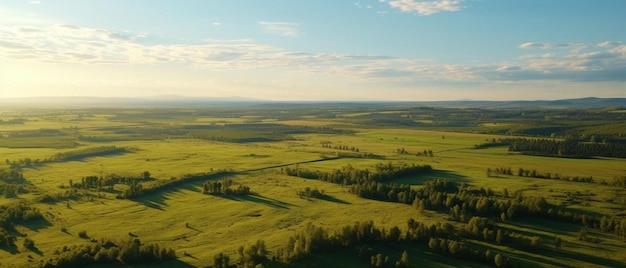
[50,146,127,162]
[507,138,626,158]
[458,217,542,251]
[202,179,251,196]
[428,237,510,267]
[237,240,268,268]
[274,219,516,267]
[488,166,593,183]
[0,202,43,249]
[283,162,432,185]
[71,172,152,189]
[0,202,43,230]
[0,168,25,183]
[0,228,16,248]
[5,158,41,169]
[487,167,513,176]
[213,252,230,268]
[119,183,143,199]
[0,184,25,198]
[348,178,455,204]
[297,187,326,199]
[40,237,175,267]
[322,143,359,152]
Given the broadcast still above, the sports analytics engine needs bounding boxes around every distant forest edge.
[1,102,626,151]
[0,96,624,109]
[475,138,626,159]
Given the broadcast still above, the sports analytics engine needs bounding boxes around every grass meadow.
[0,106,625,267]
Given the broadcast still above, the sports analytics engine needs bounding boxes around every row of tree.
[285,163,624,239]
[283,162,433,186]
[487,167,594,183]
[322,143,360,152]
[70,171,152,190]
[506,138,626,158]
[39,237,176,267]
[202,179,251,196]
[270,219,515,267]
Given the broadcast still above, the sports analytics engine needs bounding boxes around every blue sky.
[1,0,625,101]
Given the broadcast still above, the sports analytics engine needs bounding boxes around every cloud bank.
[258,21,300,37]
[388,0,464,15]
[1,23,625,84]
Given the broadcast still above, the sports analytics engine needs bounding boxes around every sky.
[0,0,625,101]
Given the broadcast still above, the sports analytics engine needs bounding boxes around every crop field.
[0,104,625,267]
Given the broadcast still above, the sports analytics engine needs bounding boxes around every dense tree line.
[0,228,16,248]
[71,171,152,190]
[283,162,432,185]
[506,138,626,158]
[0,202,44,249]
[4,146,127,170]
[0,169,28,198]
[297,187,327,199]
[39,237,176,267]
[50,146,128,162]
[0,169,25,183]
[0,202,43,230]
[487,167,594,183]
[286,164,621,239]
[322,143,359,152]
[202,179,251,196]
[271,220,515,267]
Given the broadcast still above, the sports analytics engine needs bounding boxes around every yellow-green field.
[1,106,625,267]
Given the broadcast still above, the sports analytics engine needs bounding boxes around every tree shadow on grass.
[503,218,581,237]
[21,219,52,232]
[131,180,205,210]
[213,193,296,209]
[26,246,43,256]
[476,242,575,268]
[315,194,351,204]
[0,245,18,254]
[393,169,470,186]
[134,194,170,211]
[541,246,625,267]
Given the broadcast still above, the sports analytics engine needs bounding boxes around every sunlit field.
[1,104,625,267]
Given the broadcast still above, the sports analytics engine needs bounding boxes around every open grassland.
[0,106,625,267]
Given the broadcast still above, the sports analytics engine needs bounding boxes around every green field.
[0,105,625,267]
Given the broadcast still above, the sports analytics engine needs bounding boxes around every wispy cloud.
[519,42,588,52]
[1,23,625,84]
[258,21,300,37]
[388,0,464,15]
[488,42,626,82]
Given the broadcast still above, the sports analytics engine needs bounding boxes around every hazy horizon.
[1,1,625,101]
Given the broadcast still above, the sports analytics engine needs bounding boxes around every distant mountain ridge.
[0,96,624,109]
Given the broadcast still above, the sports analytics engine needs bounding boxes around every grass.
[1,107,625,267]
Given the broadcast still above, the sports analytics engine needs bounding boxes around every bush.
[78,230,88,239]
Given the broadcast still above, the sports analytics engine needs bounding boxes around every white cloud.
[388,0,463,15]
[257,21,300,37]
[28,0,40,4]
[597,41,622,48]
[1,23,625,85]
[519,42,588,51]
[487,42,626,82]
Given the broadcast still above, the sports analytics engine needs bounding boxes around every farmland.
[0,101,625,267]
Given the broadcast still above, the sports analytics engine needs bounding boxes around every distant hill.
[0,96,624,109]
